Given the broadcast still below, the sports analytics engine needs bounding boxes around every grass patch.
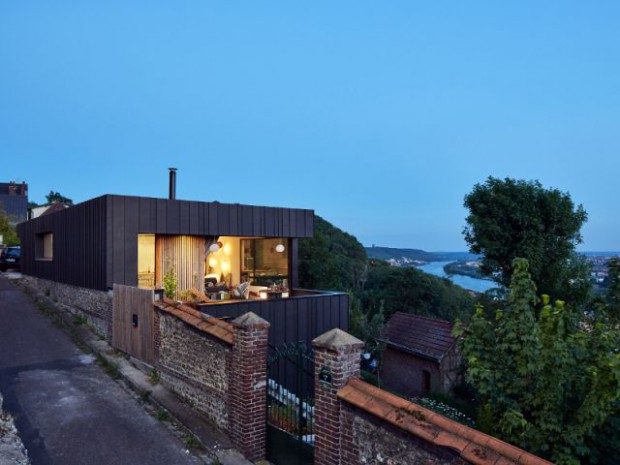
[183,434,199,448]
[72,314,87,326]
[148,368,160,385]
[156,409,169,422]
[97,355,121,380]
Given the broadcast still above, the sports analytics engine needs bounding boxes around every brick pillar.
[313,328,363,465]
[229,312,270,462]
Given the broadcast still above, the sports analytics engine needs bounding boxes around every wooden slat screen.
[156,235,206,299]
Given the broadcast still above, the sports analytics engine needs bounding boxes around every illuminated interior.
[205,236,240,287]
[137,233,290,300]
[137,234,156,288]
[240,238,288,286]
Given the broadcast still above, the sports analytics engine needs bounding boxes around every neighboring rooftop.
[29,202,71,219]
[383,312,456,362]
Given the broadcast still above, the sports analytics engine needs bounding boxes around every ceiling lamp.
[209,241,223,253]
[275,243,285,253]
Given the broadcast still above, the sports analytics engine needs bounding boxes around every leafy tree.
[45,191,73,205]
[604,258,620,325]
[0,206,19,245]
[456,258,620,464]
[349,294,385,352]
[298,215,367,291]
[463,177,589,305]
[360,259,475,323]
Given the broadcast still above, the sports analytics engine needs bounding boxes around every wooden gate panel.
[112,284,155,364]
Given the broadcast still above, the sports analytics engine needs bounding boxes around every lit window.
[138,234,156,288]
[241,238,288,286]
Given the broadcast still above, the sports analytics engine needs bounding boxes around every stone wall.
[155,305,270,461]
[157,310,231,430]
[313,328,552,465]
[20,276,112,338]
[342,405,463,465]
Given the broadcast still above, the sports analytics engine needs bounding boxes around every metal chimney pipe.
[168,168,177,200]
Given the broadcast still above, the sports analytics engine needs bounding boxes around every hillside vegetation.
[299,216,476,340]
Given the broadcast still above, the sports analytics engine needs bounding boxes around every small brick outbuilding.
[380,312,461,397]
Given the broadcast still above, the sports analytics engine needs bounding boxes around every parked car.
[0,246,20,272]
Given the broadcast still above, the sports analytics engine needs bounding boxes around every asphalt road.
[0,275,202,465]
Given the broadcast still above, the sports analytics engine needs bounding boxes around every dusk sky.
[1,2,619,251]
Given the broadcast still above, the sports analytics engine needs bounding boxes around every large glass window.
[138,234,155,288]
[241,238,288,286]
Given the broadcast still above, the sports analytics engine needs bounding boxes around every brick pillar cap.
[312,328,364,351]
[232,311,271,329]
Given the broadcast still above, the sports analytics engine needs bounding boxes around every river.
[416,261,498,293]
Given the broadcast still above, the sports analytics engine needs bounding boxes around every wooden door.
[112,284,155,364]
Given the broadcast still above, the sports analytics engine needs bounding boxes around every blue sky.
[1,1,619,251]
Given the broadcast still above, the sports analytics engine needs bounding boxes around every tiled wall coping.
[154,297,233,344]
[338,379,553,465]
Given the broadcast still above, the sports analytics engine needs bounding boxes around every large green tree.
[463,177,589,304]
[456,259,620,464]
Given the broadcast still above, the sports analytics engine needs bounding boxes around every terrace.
[136,233,349,345]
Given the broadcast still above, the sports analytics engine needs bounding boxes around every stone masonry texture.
[157,310,231,430]
[20,276,112,338]
[342,404,465,465]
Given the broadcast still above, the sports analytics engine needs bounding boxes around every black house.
[17,177,348,346]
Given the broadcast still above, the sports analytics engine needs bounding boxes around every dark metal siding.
[17,196,107,290]
[106,195,314,289]
[196,291,348,346]
[19,194,314,291]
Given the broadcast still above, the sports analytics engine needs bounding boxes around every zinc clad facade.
[18,195,314,291]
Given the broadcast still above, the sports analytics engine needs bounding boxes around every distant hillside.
[300,220,476,325]
[365,246,437,264]
[365,246,478,265]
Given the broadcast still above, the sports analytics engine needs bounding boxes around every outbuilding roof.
[383,312,456,362]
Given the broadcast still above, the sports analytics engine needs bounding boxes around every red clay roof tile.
[383,312,456,361]
[337,379,553,465]
[155,298,234,345]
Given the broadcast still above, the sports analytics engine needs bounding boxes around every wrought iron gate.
[266,342,315,465]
